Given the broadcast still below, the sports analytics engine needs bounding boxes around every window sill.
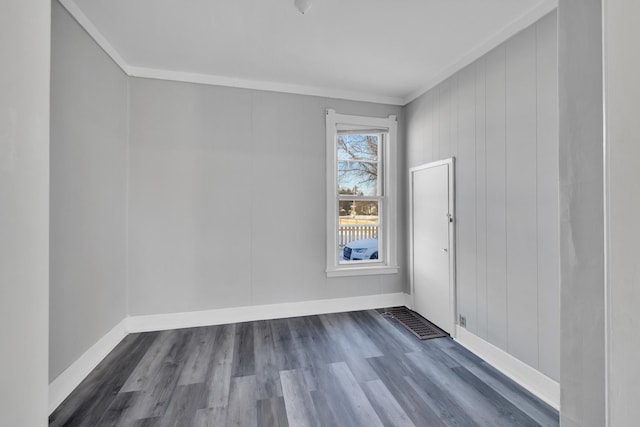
[326,265,399,278]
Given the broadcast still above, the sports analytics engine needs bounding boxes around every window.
[326,109,398,277]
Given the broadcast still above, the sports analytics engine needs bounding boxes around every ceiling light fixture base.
[294,0,312,15]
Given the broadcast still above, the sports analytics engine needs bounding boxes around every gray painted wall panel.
[536,12,560,381]
[456,65,477,334]
[474,59,489,341]
[485,45,509,352]
[432,88,441,161]
[0,0,50,423]
[439,80,456,161]
[128,80,404,315]
[450,80,459,159]
[504,26,539,369]
[250,91,327,304]
[604,0,640,424]
[558,0,605,424]
[128,81,254,315]
[424,93,436,165]
[405,98,424,169]
[50,2,129,381]
[405,12,559,380]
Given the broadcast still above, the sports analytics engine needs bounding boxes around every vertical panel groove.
[474,63,479,335]
[534,23,540,370]
[483,61,488,340]
[503,46,509,354]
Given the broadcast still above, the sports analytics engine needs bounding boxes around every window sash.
[336,132,385,198]
[326,109,398,277]
[337,196,383,264]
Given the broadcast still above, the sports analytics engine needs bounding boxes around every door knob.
[442,248,448,253]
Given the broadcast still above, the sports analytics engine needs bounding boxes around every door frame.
[409,157,456,337]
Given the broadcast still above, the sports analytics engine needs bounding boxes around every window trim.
[326,109,398,277]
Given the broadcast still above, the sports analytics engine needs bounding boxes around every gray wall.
[50,1,129,381]
[557,1,605,425]
[48,0,404,380]
[405,12,560,381]
[0,0,50,424]
[603,0,640,424]
[127,78,404,316]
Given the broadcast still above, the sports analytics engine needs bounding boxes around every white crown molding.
[126,292,407,333]
[402,0,559,105]
[57,0,403,105]
[455,326,560,410]
[48,319,128,415]
[61,0,556,107]
[127,66,404,105]
[58,0,130,74]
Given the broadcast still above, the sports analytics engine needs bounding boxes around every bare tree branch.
[337,135,378,188]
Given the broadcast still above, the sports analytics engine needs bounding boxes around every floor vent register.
[383,307,448,340]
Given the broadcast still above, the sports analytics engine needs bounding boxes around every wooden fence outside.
[338,225,378,247]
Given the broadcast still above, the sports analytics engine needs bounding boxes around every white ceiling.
[61,0,557,105]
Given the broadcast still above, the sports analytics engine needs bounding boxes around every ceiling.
[61,0,557,105]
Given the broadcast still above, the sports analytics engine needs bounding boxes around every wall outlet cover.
[459,315,466,328]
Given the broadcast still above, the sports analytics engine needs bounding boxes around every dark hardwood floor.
[50,309,559,426]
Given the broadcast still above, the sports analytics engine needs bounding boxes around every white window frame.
[326,109,399,277]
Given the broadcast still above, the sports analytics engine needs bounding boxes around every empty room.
[2,0,640,426]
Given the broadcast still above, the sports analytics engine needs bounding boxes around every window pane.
[340,235,379,262]
[338,200,379,219]
[338,201,380,262]
[338,161,378,196]
[337,134,378,161]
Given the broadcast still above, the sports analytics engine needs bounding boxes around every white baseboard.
[48,319,128,414]
[127,292,407,333]
[48,292,407,414]
[454,326,560,410]
[48,295,560,415]
[403,292,414,310]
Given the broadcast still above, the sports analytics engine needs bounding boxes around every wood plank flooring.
[50,309,559,426]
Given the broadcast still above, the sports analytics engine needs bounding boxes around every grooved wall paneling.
[405,11,559,380]
[484,44,508,353]
[535,13,560,381]
[457,65,477,332]
[504,25,538,370]
[474,58,488,340]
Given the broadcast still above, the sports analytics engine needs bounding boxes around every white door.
[410,159,455,335]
